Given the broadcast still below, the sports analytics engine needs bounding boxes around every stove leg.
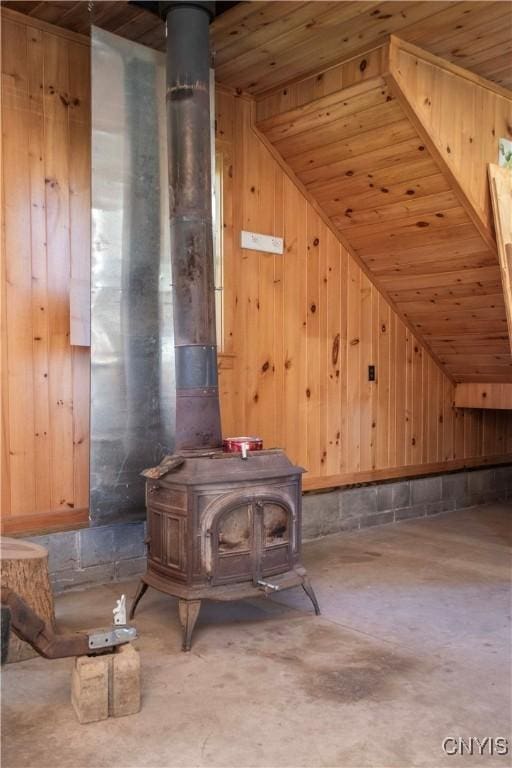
[301,576,321,615]
[129,580,149,620]
[178,599,201,652]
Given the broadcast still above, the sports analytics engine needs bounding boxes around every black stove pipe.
[159,1,222,452]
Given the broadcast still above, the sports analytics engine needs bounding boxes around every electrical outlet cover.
[241,230,284,255]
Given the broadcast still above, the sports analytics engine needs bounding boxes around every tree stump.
[0,537,55,663]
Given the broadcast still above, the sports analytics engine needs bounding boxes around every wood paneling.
[1,14,90,528]
[1,14,510,535]
[455,384,512,410]
[212,1,512,94]
[217,88,512,488]
[256,39,512,384]
[4,2,512,93]
[391,39,512,237]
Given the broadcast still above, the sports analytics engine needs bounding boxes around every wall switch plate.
[368,365,376,382]
[241,230,284,255]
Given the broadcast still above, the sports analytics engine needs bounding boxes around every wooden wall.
[216,89,512,490]
[1,12,510,535]
[1,13,90,532]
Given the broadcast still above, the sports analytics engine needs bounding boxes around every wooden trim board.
[303,454,512,492]
[455,383,512,410]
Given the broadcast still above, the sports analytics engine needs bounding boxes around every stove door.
[212,498,293,585]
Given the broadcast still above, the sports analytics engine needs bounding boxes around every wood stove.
[130,0,319,650]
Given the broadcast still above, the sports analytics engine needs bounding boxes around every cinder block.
[51,563,115,594]
[425,501,444,516]
[71,644,140,724]
[340,486,377,518]
[395,505,426,522]
[302,491,339,539]
[115,557,147,580]
[71,654,110,724]
[359,510,394,529]
[79,526,116,568]
[411,476,442,505]
[377,481,410,512]
[442,472,466,502]
[113,523,146,561]
[392,481,410,510]
[467,469,495,503]
[494,466,511,495]
[26,531,79,574]
[376,484,393,512]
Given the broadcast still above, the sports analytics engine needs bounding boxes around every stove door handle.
[257,579,280,593]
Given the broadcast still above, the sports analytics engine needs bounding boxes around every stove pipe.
[160,1,222,452]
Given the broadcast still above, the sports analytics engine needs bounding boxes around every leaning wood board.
[488,164,512,356]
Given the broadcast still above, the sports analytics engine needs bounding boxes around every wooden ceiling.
[256,39,512,383]
[3,1,512,94]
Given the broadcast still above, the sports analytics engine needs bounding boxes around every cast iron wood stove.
[130,0,319,650]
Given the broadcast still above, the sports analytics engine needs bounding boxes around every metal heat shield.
[90,28,174,523]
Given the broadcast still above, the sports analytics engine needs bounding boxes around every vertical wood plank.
[376,294,390,468]
[44,31,75,512]
[346,259,361,472]
[359,274,373,470]
[3,83,37,516]
[325,230,342,475]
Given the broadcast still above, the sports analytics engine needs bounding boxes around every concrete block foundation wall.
[302,465,512,539]
[28,465,512,593]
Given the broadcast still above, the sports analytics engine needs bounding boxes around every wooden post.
[0,537,55,663]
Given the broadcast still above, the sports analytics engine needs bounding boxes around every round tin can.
[222,436,263,453]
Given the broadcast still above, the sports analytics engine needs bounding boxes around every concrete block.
[71,654,110,724]
[110,644,141,718]
[494,466,511,494]
[411,476,442,505]
[302,491,339,539]
[340,486,377,519]
[425,501,444,516]
[115,557,147,580]
[377,482,410,512]
[79,526,115,568]
[376,484,393,512]
[26,531,79,574]
[392,481,410,510]
[442,472,466,502]
[359,510,394,529]
[51,563,115,594]
[395,505,426,522]
[467,469,495,503]
[113,523,146,561]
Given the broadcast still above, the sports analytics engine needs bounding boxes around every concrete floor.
[2,503,511,768]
